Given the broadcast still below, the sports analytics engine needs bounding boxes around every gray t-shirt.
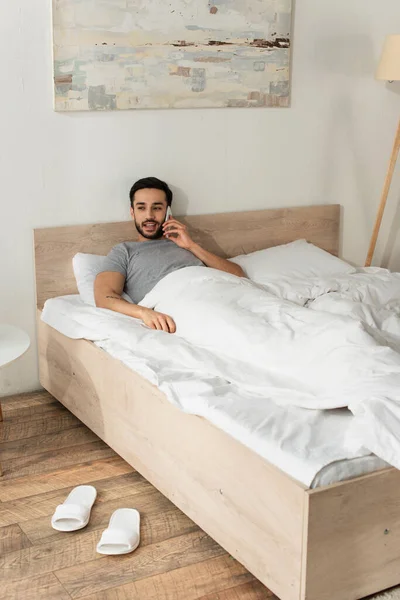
[102,239,204,304]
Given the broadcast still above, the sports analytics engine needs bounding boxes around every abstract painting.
[52,0,292,111]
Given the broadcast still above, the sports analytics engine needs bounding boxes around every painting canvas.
[52,0,292,111]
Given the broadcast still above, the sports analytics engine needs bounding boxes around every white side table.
[0,325,30,475]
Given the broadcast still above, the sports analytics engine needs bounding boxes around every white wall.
[1,0,399,395]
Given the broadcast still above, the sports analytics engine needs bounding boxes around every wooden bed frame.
[29,205,400,600]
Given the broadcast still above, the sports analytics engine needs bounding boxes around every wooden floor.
[0,391,276,600]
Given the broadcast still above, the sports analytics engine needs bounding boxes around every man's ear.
[130,206,135,220]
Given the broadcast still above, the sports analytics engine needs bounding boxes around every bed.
[31,205,400,600]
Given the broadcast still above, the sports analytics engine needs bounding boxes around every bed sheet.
[41,295,389,488]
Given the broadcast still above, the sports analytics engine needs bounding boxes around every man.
[94,177,245,333]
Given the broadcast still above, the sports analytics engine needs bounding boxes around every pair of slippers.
[51,485,140,555]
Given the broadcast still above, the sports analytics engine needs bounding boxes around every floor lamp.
[365,34,400,267]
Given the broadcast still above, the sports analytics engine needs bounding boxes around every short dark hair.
[129,177,173,208]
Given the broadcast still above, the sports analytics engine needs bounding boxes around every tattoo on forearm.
[106,295,120,300]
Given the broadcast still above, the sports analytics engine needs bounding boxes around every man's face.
[131,188,168,240]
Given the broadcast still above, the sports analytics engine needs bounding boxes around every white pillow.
[72,253,133,306]
[231,239,355,283]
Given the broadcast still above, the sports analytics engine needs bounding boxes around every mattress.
[41,295,390,489]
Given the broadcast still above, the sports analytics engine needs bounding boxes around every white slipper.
[51,485,97,532]
[96,508,140,555]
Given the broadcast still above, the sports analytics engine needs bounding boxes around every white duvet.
[307,268,400,469]
[139,266,400,469]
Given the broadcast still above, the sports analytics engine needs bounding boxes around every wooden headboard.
[34,204,340,309]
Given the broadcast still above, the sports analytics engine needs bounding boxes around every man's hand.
[163,218,193,250]
[139,307,176,333]
[162,216,245,278]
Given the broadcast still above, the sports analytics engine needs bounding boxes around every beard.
[135,219,164,240]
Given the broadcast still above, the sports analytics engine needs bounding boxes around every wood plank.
[0,573,70,600]
[79,555,255,600]
[38,316,306,600]
[2,401,66,422]
[0,524,32,554]
[34,205,340,308]
[0,527,220,589]
[55,530,226,599]
[0,472,149,528]
[0,391,56,410]
[1,440,116,481]
[0,426,100,460]
[197,580,276,600]
[0,410,82,443]
[303,468,400,600]
[20,487,196,546]
[0,457,133,502]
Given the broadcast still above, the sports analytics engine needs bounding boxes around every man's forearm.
[96,294,144,319]
[188,242,245,277]
[95,291,176,333]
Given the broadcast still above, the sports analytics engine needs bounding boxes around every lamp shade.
[376,35,400,81]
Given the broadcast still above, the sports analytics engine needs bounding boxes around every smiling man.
[94,177,244,333]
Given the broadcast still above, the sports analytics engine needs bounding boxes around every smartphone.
[165,206,173,222]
